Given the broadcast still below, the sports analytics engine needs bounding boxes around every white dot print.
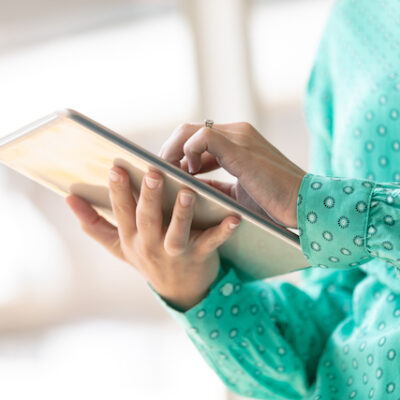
[367,354,374,365]
[378,337,386,346]
[366,142,374,152]
[229,329,238,338]
[386,383,395,393]
[311,241,321,251]
[387,349,396,360]
[221,283,233,296]
[231,305,239,316]
[379,156,388,166]
[209,330,219,339]
[386,195,394,204]
[377,125,386,135]
[171,6,400,398]
[277,347,286,356]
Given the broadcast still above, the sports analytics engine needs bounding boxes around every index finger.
[159,123,201,164]
[159,122,241,165]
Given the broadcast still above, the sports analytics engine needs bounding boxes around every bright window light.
[249,0,335,106]
[0,11,198,139]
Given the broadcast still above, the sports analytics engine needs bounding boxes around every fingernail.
[229,220,240,230]
[109,170,121,182]
[180,192,193,207]
[145,176,160,189]
[187,160,198,175]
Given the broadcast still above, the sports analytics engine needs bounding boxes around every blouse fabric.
[154,0,400,399]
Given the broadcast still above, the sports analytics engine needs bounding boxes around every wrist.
[281,170,307,228]
[150,261,220,312]
[158,289,209,312]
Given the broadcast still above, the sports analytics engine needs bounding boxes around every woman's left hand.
[66,166,240,311]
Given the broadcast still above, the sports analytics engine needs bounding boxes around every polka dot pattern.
[156,261,400,400]
[297,174,375,268]
[153,1,400,399]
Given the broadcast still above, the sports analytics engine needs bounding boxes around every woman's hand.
[66,167,240,311]
[159,122,307,228]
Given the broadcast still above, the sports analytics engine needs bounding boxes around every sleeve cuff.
[297,173,374,268]
[148,265,240,327]
[366,184,400,263]
[149,266,242,332]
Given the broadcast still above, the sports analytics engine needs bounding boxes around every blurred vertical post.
[182,0,260,126]
[181,2,259,398]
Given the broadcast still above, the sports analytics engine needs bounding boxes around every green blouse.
[154,1,400,399]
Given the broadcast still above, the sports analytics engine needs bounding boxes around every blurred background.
[0,0,334,399]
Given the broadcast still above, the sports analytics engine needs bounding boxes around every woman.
[67,1,400,398]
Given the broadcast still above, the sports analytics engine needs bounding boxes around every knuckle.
[232,132,252,147]
[235,121,252,131]
[164,240,185,257]
[110,176,128,191]
[173,209,191,224]
[200,228,229,252]
[183,139,194,155]
[212,228,228,245]
[137,241,161,265]
[140,243,155,260]
[85,212,102,227]
[183,140,192,155]
[184,128,211,155]
[140,187,158,202]
[113,202,132,216]
[204,238,221,251]
[200,127,213,139]
[136,211,157,229]
[175,122,192,135]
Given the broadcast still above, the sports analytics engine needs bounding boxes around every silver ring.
[204,119,214,129]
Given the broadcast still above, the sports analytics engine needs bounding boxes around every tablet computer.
[0,109,310,280]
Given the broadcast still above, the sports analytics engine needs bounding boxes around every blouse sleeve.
[297,173,400,271]
[152,264,357,399]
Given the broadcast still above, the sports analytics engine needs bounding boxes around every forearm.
[153,264,353,399]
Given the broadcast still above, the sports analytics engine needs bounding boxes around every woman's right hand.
[159,122,307,228]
